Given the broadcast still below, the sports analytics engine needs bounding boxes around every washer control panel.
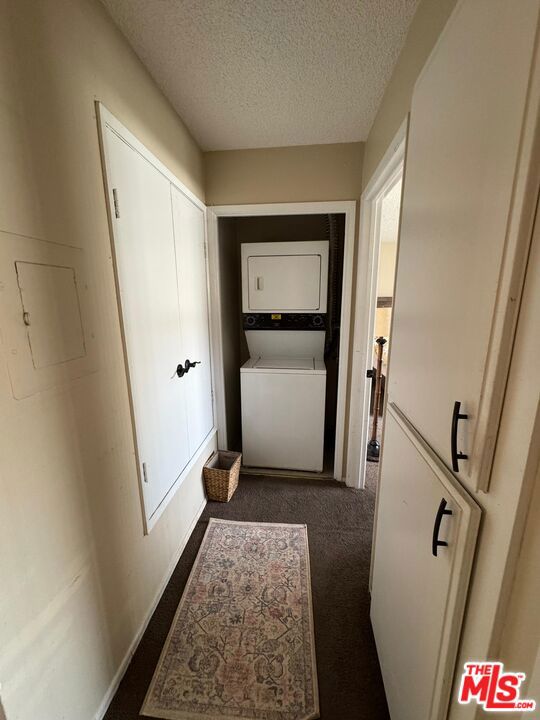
[243,313,326,330]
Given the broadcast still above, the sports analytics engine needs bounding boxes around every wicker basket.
[203,450,241,502]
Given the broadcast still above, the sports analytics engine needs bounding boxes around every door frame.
[206,200,356,481]
[346,120,407,489]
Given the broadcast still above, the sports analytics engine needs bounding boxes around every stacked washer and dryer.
[240,241,329,472]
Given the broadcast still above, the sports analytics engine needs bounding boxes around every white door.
[371,404,480,720]
[389,0,539,490]
[171,186,214,456]
[105,130,190,520]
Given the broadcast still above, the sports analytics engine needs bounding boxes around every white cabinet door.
[389,0,539,490]
[371,403,480,720]
[171,186,214,456]
[104,130,190,521]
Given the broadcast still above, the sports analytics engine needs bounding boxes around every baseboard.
[93,497,207,720]
[241,465,335,480]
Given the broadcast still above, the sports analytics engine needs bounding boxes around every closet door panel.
[371,403,480,720]
[389,0,539,490]
[105,130,190,520]
[171,186,214,456]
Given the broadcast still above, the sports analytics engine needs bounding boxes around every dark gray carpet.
[104,467,388,720]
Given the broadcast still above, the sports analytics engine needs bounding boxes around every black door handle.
[174,363,186,378]
[432,498,452,557]
[451,400,468,472]
[173,359,201,379]
[185,359,201,372]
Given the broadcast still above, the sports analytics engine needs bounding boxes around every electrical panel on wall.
[15,262,86,369]
[0,233,96,399]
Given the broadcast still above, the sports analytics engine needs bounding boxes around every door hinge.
[203,242,208,259]
[112,188,120,218]
[142,462,148,483]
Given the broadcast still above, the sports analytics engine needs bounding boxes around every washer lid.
[254,356,315,370]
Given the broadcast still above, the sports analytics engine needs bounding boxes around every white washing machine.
[240,241,329,472]
[241,353,326,472]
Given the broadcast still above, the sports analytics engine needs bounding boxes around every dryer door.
[247,254,321,311]
[241,241,329,312]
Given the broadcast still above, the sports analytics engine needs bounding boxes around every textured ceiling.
[101,0,419,151]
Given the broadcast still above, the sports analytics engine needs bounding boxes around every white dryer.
[241,240,329,313]
[240,241,329,472]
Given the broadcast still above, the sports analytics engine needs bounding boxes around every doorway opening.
[346,120,406,489]
[364,174,402,483]
[207,203,356,481]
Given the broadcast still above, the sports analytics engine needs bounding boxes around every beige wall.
[376,242,398,298]
[0,1,214,720]
[498,460,540,711]
[204,143,364,206]
[374,243,397,342]
[362,0,457,188]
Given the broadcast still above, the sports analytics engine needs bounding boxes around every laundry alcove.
[213,213,346,477]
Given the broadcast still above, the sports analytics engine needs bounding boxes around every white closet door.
[371,404,480,720]
[105,130,190,520]
[389,0,539,490]
[171,186,214,456]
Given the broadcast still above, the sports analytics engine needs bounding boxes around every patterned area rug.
[141,519,319,720]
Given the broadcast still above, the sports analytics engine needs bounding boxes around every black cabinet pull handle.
[451,400,468,472]
[432,498,453,557]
